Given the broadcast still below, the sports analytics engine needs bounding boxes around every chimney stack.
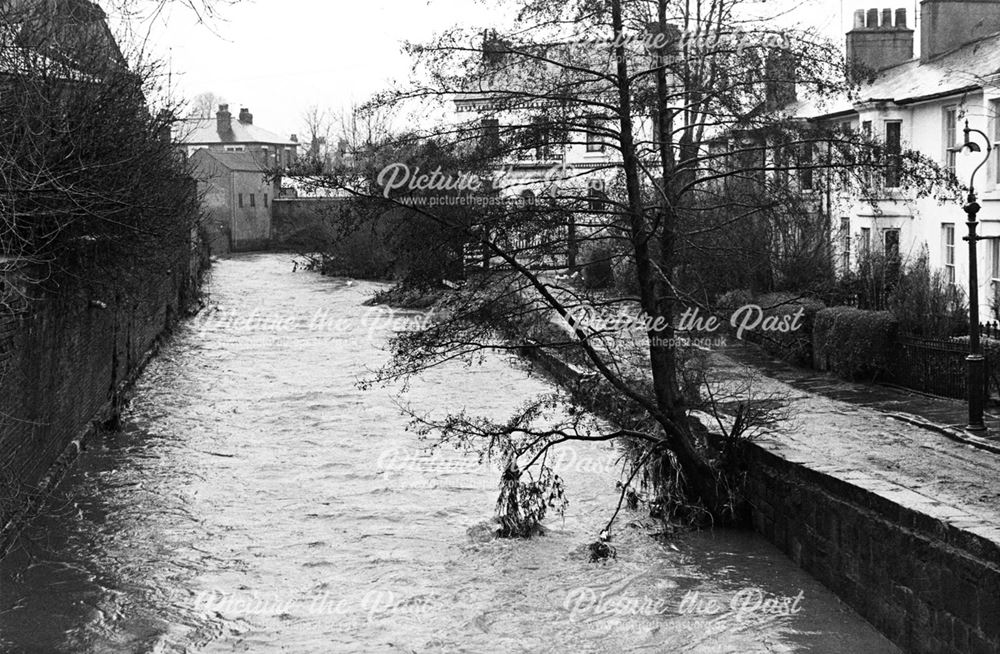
[920,0,1000,62]
[217,104,232,135]
[765,49,798,111]
[846,7,914,79]
[239,107,253,124]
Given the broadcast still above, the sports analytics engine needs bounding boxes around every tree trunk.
[609,0,725,519]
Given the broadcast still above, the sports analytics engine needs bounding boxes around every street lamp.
[954,120,993,432]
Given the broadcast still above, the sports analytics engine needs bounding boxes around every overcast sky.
[117,0,908,140]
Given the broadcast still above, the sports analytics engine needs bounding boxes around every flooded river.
[0,254,899,653]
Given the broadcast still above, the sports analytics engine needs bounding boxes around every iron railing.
[890,335,989,401]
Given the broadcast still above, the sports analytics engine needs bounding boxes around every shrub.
[611,248,640,296]
[833,247,967,338]
[813,307,898,381]
[579,244,614,289]
[835,249,897,310]
[731,292,825,366]
[887,249,968,338]
[715,289,753,311]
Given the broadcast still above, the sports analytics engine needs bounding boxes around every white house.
[453,92,630,203]
[797,1,1000,318]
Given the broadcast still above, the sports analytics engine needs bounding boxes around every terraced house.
[799,1,1000,317]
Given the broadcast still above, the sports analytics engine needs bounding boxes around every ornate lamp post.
[955,120,993,432]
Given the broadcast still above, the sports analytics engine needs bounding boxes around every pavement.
[717,339,1000,455]
[530,281,1000,538]
[702,338,1000,539]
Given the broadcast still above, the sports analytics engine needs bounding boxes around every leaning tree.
[304,0,953,540]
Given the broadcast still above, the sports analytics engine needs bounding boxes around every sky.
[121,0,498,139]
[110,0,902,141]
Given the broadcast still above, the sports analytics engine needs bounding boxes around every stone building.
[189,149,278,253]
[177,104,299,170]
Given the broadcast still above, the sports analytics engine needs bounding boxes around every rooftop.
[177,117,297,147]
[0,0,126,78]
[793,31,1000,119]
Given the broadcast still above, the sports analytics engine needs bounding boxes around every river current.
[0,254,898,653]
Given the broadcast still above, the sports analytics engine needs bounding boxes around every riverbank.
[364,283,448,309]
[517,324,1000,654]
[0,253,210,558]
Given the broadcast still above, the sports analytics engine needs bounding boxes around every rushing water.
[0,254,899,653]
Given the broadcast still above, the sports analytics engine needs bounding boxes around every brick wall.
[746,443,1000,654]
[0,258,203,551]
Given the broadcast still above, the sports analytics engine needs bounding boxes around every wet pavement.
[719,341,1000,444]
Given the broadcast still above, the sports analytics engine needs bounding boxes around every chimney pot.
[854,9,866,28]
[239,107,253,124]
[847,6,914,78]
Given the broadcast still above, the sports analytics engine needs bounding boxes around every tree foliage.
[299,0,955,538]
[0,1,201,313]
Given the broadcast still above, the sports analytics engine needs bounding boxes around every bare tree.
[0,0,201,310]
[188,90,227,118]
[296,0,954,538]
[331,102,395,167]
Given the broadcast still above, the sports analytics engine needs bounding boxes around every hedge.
[579,244,614,289]
[738,293,826,366]
[813,307,898,381]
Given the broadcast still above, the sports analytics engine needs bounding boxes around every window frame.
[839,217,851,272]
[799,141,815,191]
[860,227,872,256]
[993,100,1000,185]
[884,228,901,262]
[588,187,608,212]
[991,236,1000,281]
[884,120,902,188]
[945,106,958,174]
[585,116,607,153]
[943,222,956,285]
[481,117,500,153]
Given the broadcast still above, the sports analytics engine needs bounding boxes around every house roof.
[192,148,268,173]
[178,116,297,147]
[793,32,1000,119]
[0,0,125,79]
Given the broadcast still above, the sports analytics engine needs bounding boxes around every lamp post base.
[967,354,987,433]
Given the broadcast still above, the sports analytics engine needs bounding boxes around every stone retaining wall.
[747,444,999,654]
[519,344,1000,654]
[0,254,206,555]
